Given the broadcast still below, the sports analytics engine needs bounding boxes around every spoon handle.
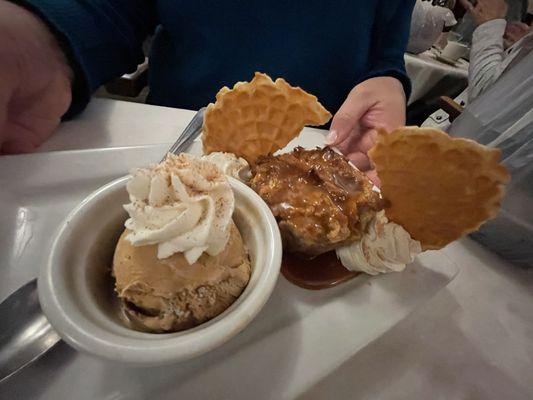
[162,107,206,161]
[0,278,60,383]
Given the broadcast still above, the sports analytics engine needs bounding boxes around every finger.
[335,137,352,155]
[0,90,9,151]
[2,72,70,153]
[346,151,371,171]
[365,169,381,187]
[326,88,375,146]
[0,139,37,154]
[476,1,485,12]
[353,129,378,154]
[469,0,482,14]
[458,0,475,12]
[1,115,60,154]
[334,126,358,154]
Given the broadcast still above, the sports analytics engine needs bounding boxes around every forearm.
[468,19,507,101]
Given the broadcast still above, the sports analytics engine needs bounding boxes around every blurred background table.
[405,49,469,105]
[405,49,469,125]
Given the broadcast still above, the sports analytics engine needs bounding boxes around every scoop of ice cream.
[113,222,251,333]
[123,153,234,264]
[335,211,422,275]
[202,152,251,182]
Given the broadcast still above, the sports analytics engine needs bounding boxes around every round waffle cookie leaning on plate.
[201,72,510,289]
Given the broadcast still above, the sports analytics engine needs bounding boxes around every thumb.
[326,88,373,146]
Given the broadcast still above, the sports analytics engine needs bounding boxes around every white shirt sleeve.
[468,19,507,102]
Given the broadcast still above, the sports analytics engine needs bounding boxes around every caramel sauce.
[251,148,380,289]
[281,251,360,290]
[252,147,383,256]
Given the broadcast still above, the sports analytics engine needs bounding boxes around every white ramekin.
[38,176,281,365]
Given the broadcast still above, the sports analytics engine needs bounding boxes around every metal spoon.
[0,107,206,383]
[0,279,60,383]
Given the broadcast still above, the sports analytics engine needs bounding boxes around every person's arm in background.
[0,0,156,154]
[468,19,507,101]
[458,0,509,101]
[325,0,416,185]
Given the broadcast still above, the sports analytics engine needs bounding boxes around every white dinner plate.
[0,132,457,400]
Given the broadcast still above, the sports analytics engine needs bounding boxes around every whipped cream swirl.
[202,152,251,182]
[336,211,422,275]
[123,153,234,264]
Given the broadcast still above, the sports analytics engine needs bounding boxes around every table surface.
[35,98,533,399]
[405,51,469,74]
[405,50,469,105]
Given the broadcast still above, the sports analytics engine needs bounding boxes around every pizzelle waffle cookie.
[202,72,332,164]
[369,127,510,250]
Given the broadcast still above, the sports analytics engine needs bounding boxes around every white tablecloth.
[34,98,533,399]
[405,50,469,105]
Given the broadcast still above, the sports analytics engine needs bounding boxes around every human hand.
[459,0,508,26]
[504,21,531,45]
[325,77,406,186]
[0,1,72,154]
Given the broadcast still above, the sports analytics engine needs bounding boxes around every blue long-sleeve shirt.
[15,0,415,117]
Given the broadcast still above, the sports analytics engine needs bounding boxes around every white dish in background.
[38,175,282,364]
[435,53,463,67]
[0,135,458,400]
[440,41,469,61]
